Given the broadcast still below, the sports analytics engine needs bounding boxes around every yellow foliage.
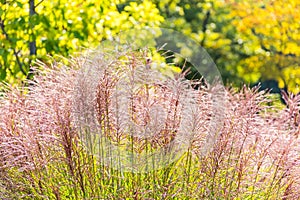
[228,0,300,93]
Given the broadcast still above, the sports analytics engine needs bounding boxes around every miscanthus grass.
[0,50,299,199]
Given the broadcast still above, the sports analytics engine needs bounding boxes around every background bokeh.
[0,0,299,93]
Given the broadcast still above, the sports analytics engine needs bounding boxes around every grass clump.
[0,50,299,199]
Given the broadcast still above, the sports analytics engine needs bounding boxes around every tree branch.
[29,0,37,56]
[0,17,26,75]
[200,10,211,47]
[27,0,38,80]
[36,0,44,8]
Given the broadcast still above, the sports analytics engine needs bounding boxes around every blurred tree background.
[0,0,163,84]
[0,0,299,93]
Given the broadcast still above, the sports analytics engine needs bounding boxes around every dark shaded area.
[252,79,288,104]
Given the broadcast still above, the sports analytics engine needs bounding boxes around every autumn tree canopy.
[230,0,300,93]
[0,0,299,93]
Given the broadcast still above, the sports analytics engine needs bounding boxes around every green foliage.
[154,0,245,85]
[0,0,163,84]
[153,0,300,93]
[1,0,299,92]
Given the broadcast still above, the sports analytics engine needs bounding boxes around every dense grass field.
[0,52,299,199]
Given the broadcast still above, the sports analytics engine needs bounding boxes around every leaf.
[16,1,23,8]
[0,68,6,80]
